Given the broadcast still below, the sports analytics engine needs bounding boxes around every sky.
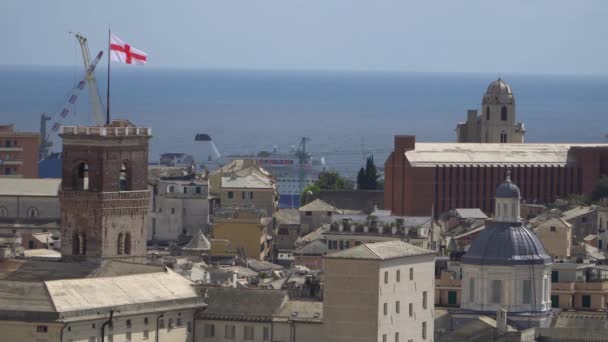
[1,0,607,75]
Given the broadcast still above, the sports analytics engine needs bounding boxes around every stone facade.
[59,123,151,262]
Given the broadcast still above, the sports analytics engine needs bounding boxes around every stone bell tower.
[59,120,151,262]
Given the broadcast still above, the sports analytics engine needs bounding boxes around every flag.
[109,34,147,65]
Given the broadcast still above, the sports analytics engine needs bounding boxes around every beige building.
[323,240,435,342]
[210,207,272,260]
[550,263,608,310]
[456,78,525,143]
[196,288,322,342]
[299,199,338,234]
[533,213,572,259]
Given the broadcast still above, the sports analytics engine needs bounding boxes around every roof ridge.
[363,244,381,259]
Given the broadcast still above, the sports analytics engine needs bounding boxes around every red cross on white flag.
[109,34,147,65]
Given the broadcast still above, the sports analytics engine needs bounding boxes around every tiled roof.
[198,288,286,321]
[325,240,433,260]
[454,208,488,220]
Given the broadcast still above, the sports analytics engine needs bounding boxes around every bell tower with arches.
[59,120,151,262]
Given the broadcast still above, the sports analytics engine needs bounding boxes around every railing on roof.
[60,126,152,137]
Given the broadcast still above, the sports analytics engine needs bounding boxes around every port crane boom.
[73,32,105,126]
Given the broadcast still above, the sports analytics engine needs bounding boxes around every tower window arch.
[486,106,490,120]
[501,106,507,121]
[74,162,90,191]
[117,233,124,255]
[0,207,7,217]
[27,207,39,218]
[73,233,87,255]
[119,162,129,191]
[500,131,507,143]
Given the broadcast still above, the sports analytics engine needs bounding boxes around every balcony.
[0,160,22,166]
[0,147,23,152]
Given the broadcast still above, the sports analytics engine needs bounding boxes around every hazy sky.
[1,0,606,74]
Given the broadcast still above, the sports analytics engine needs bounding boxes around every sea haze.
[0,66,607,177]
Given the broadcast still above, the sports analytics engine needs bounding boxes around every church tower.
[59,120,151,262]
[456,78,526,143]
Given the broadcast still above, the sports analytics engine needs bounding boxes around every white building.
[460,172,553,329]
[456,78,525,143]
[148,179,209,242]
[323,240,435,342]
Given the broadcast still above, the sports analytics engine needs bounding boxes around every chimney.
[496,308,508,334]
[394,135,416,154]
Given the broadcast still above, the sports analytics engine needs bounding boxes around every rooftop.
[454,208,488,220]
[198,288,286,321]
[275,300,322,322]
[404,143,608,167]
[221,172,274,189]
[562,206,596,221]
[299,199,337,212]
[275,209,300,225]
[0,178,61,197]
[325,240,433,260]
[60,120,151,137]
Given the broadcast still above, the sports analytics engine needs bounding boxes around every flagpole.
[106,27,111,125]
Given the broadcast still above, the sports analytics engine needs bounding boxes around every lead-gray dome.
[486,78,512,95]
[496,176,520,198]
[462,222,552,266]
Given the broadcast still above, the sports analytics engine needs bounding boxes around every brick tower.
[60,120,151,262]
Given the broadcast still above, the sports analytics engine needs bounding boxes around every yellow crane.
[72,32,105,126]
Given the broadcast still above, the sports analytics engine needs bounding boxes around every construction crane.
[72,32,105,126]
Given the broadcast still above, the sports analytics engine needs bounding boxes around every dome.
[462,222,552,266]
[486,78,512,95]
[496,173,520,198]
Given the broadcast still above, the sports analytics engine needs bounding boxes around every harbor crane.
[72,32,105,126]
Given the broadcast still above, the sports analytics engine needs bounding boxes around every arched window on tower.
[0,207,7,217]
[486,106,490,120]
[79,233,87,255]
[119,163,129,191]
[74,162,90,191]
[500,131,507,143]
[124,233,131,255]
[117,233,124,255]
[501,106,507,121]
[27,207,39,218]
[72,233,80,255]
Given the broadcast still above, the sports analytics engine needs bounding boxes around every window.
[244,326,254,340]
[384,271,389,284]
[159,318,165,329]
[409,303,413,317]
[124,233,131,255]
[119,163,129,191]
[27,207,39,218]
[523,279,532,304]
[501,106,507,121]
[544,277,549,302]
[168,318,174,330]
[168,185,175,193]
[409,267,414,280]
[203,324,215,337]
[422,321,427,340]
[171,208,175,215]
[423,291,427,309]
[36,325,48,333]
[395,332,399,342]
[144,317,149,325]
[176,317,182,327]
[582,217,587,223]
[183,187,188,194]
[228,191,234,199]
[383,302,388,315]
[397,270,401,282]
[4,167,10,175]
[396,301,400,313]
[143,330,149,340]
[383,334,387,342]
[491,280,502,304]
[486,106,490,120]
[469,277,475,302]
[263,326,270,341]
[225,325,236,339]
[0,207,7,216]
[75,162,90,190]
[73,233,87,255]
[125,332,131,342]
[196,186,202,194]
[582,295,591,308]
[305,211,312,216]
[552,270,559,283]
[550,226,556,232]
[126,319,132,329]
[243,191,254,199]
[117,233,124,255]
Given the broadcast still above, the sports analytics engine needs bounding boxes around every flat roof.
[0,178,61,196]
[405,143,608,167]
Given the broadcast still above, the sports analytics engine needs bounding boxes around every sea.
[1,66,607,179]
